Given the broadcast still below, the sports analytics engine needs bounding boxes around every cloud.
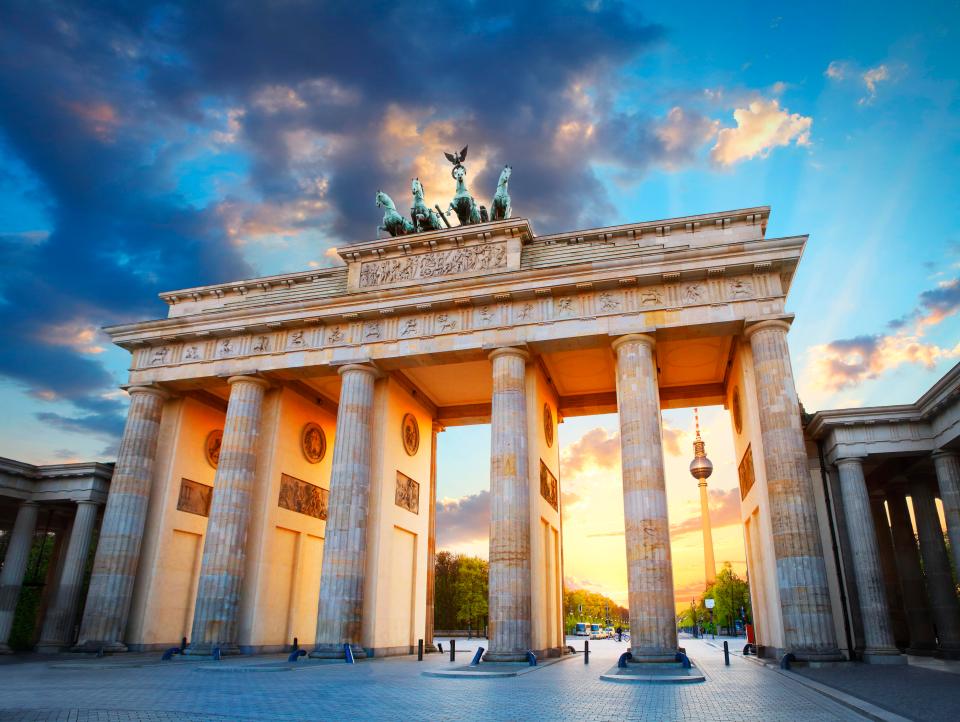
[805,276,960,394]
[860,64,890,104]
[825,61,847,81]
[710,99,812,166]
[670,488,741,536]
[825,59,896,104]
[561,427,621,475]
[436,490,489,548]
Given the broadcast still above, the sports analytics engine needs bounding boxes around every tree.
[563,587,628,633]
[433,550,461,630]
[454,556,489,630]
[701,562,751,633]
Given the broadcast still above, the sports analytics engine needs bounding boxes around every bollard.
[437,641,443,654]
[292,636,298,652]
[450,639,456,662]
[212,647,221,661]
[418,639,424,661]
[526,651,537,666]
[96,647,104,658]
[723,641,730,666]
[584,640,589,665]
[743,643,752,656]
[161,647,180,661]
[344,644,355,664]
[180,637,187,653]
[779,652,795,670]
[617,651,633,668]
[288,649,307,662]
[470,647,484,666]
[675,652,691,669]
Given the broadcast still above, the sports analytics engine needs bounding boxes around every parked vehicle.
[589,623,604,639]
[574,622,589,636]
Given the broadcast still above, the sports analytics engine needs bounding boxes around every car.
[604,627,615,638]
[589,623,603,639]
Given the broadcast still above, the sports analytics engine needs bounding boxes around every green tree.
[454,556,489,630]
[433,550,461,630]
[563,587,628,633]
[701,562,751,634]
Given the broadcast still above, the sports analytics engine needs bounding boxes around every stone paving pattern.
[0,638,877,721]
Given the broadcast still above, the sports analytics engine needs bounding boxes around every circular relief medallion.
[205,429,223,468]
[543,403,554,448]
[301,422,327,464]
[401,413,420,456]
[732,387,743,435]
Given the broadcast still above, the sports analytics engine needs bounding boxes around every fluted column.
[835,458,903,663]
[0,501,40,653]
[186,375,269,655]
[932,451,960,579]
[484,347,532,662]
[910,476,960,658]
[74,385,167,652]
[37,501,100,652]
[745,320,839,660]
[887,486,936,654]
[869,493,909,649]
[424,421,442,652]
[312,364,378,659]
[613,334,677,662]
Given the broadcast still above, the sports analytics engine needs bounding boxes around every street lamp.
[705,597,715,639]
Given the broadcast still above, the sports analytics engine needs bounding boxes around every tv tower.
[689,408,717,585]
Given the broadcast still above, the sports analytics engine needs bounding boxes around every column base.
[35,641,69,654]
[934,645,960,660]
[183,642,240,657]
[71,640,128,654]
[628,646,679,664]
[862,648,907,665]
[309,643,367,660]
[424,643,438,653]
[482,650,530,663]
[790,647,845,663]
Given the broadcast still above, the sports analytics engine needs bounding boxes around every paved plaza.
[4,636,955,721]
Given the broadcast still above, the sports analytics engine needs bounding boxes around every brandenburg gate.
[70,201,843,664]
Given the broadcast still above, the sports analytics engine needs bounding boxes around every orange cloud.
[671,488,741,536]
[37,321,106,355]
[711,99,811,166]
[66,101,119,142]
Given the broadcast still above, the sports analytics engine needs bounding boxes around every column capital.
[226,374,271,389]
[125,385,170,401]
[744,318,793,339]
[835,455,867,468]
[932,449,960,461]
[18,499,40,509]
[75,499,101,509]
[432,420,445,434]
[488,346,530,363]
[335,363,381,379]
[611,333,656,352]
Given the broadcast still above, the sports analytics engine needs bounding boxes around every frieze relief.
[358,242,507,288]
[135,273,767,370]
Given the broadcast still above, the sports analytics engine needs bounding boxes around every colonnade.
[66,322,837,660]
[833,453,960,660]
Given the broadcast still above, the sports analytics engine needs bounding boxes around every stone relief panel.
[435,312,458,333]
[738,444,755,500]
[540,460,559,511]
[728,277,754,299]
[358,242,507,288]
[177,478,212,517]
[639,286,665,306]
[278,473,329,520]
[395,471,420,514]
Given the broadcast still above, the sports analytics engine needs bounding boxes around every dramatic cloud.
[711,99,812,166]
[806,276,960,394]
[561,427,621,475]
[670,488,741,536]
[436,490,489,548]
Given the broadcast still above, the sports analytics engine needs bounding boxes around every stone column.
[186,375,270,655]
[869,493,909,649]
[910,476,960,658]
[887,486,937,655]
[484,347,532,662]
[74,385,167,652]
[745,320,840,660]
[424,421,442,653]
[37,501,100,652]
[835,458,903,663]
[932,451,960,578]
[613,334,677,663]
[0,501,40,653]
[312,364,378,659]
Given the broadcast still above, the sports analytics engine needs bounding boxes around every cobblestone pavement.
[0,637,869,721]
[796,655,960,722]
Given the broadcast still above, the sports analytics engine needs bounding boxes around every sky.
[1,2,958,610]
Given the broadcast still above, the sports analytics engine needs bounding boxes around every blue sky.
[1,3,958,588]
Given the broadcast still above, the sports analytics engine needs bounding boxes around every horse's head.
[452,164,466,182]
[411,177,424,198]
[375,190,393,210]
[498,165,512,186]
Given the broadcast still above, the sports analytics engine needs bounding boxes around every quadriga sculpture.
[447,164,482,226]
[376,190,414,237]
[410,178,443,232]
[490,165,512,221]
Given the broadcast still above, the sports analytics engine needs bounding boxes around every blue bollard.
[161,647,180,661]
[470,647,484,666]
[344,644,355,664]
[617,651,633,668]
[526,651,537,666]
[779,652,795,670]
[675,652,691,669]
[211,647,221,661]
[287,649,307,662]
